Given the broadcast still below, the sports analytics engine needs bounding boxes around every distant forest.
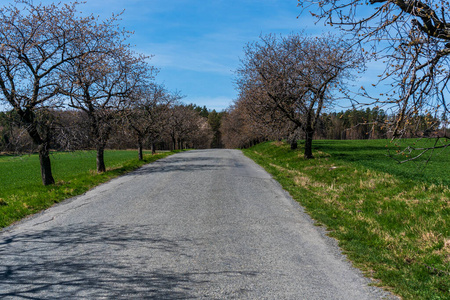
[1,106,446,153]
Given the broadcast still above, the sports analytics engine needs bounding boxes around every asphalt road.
[0,149,396,299]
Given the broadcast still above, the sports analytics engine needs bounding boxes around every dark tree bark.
[137,137,143,161]
[151,142,156,155]
[19,110,55,185]
[290,140,298,150]
[172,134,177,151]
[304,127,314,159]
[96,145,106,173]
[38,146,54,185]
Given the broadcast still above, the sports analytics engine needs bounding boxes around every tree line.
[220,105,446,149]
[0,102,219,155]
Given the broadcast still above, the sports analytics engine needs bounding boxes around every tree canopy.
[235,33,364,158]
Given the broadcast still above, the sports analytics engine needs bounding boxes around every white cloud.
[141,39,238,75]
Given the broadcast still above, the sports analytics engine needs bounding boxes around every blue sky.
[59,0,332,111]
[0,1,389,112]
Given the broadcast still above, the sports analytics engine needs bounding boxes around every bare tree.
[0,1,111,185]
[236,33,364,158]
[125,83,177,159]
[52,109,91,151]
[60,43,153,172]
[299,0,450,158]
[220,100,278,149]
[220,106,252,149]
[165,104,212,150]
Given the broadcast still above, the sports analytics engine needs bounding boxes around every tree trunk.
[151,142,156,155]
[96,145,106,173]
[172,135,176,150]
[137,137,143,161]
[24,119,55,186]
[38,143,55,186]
[304,128,314,159]
[290,139,298,150]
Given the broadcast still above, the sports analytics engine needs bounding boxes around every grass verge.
[0,150,179,229]
[243,140,450,300]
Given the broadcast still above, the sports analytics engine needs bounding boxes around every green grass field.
[313,138,450,186]
[0,150,176,228]
[243,139,450,300]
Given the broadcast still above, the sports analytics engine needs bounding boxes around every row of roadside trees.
[0,1,216,185]
[0,101,216,159]
[222,0,450,158]
[0,0,143,185]
[220,105,446,149]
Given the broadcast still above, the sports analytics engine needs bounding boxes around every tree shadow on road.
[132,154,230,176]
[0,223,210,299]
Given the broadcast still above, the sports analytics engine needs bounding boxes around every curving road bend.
[0,149,396,299]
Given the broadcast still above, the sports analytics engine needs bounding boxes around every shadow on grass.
[312,140,450,186]
[313,140,391,159]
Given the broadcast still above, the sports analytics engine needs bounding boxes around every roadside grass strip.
[0,150,179,229]
[243,141,450,300]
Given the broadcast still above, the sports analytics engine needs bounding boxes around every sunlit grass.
[243,140,450,300]
[2,150,133,191]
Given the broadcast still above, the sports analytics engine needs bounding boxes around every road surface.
[0,149,395,299]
